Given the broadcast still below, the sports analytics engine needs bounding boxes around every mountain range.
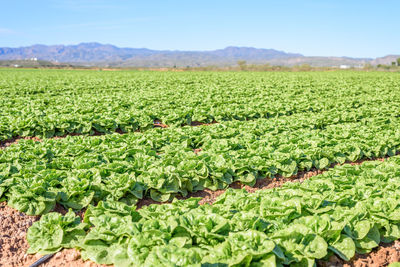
[0,42,398,67]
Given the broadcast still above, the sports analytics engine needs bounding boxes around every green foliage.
[0,70,399,140]
[27,157,400,266]
[2,70,400,266]
[237,60,247,70]
[27,209,88,254]
[1,108,400,214]
[1,71,400,211]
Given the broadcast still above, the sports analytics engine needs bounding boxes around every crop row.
[27,156,400,266]
[1,70,399,140]
[1,110,400,215]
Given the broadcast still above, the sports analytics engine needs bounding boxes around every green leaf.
[329,235,355,261]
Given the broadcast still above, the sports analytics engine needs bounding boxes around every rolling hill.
[0,43,398,67]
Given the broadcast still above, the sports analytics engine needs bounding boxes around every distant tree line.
[374,58,400,71]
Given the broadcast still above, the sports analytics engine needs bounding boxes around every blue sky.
[1,0,399,58]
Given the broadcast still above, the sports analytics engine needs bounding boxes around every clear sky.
[1,0,399,58]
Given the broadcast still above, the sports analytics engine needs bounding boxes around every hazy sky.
[1,0,399,58]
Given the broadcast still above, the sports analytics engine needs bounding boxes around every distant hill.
[0,43,397,67]
[0,43,155,63]
[370,55,400,66]
[109,46,304,67]
[266,56,371,67]
[0,43,302,67]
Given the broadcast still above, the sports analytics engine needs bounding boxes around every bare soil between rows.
[318,240,400,267]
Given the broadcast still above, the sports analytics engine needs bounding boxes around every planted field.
[28,157,400,266]
[1,70,399,139]
[1,69,400,266]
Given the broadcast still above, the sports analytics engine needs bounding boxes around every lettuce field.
[1,69,400,266]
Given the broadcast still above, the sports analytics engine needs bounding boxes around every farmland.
[1,69,400,266]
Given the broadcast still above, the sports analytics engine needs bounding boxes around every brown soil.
[319,240,400,267]
[0,202,104,267]
[40,249,104,267]
[0,136,42,149]
[0,202,38,267]
[153,120,169,128]
[190,120,218,126]
[193,148,202,154]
